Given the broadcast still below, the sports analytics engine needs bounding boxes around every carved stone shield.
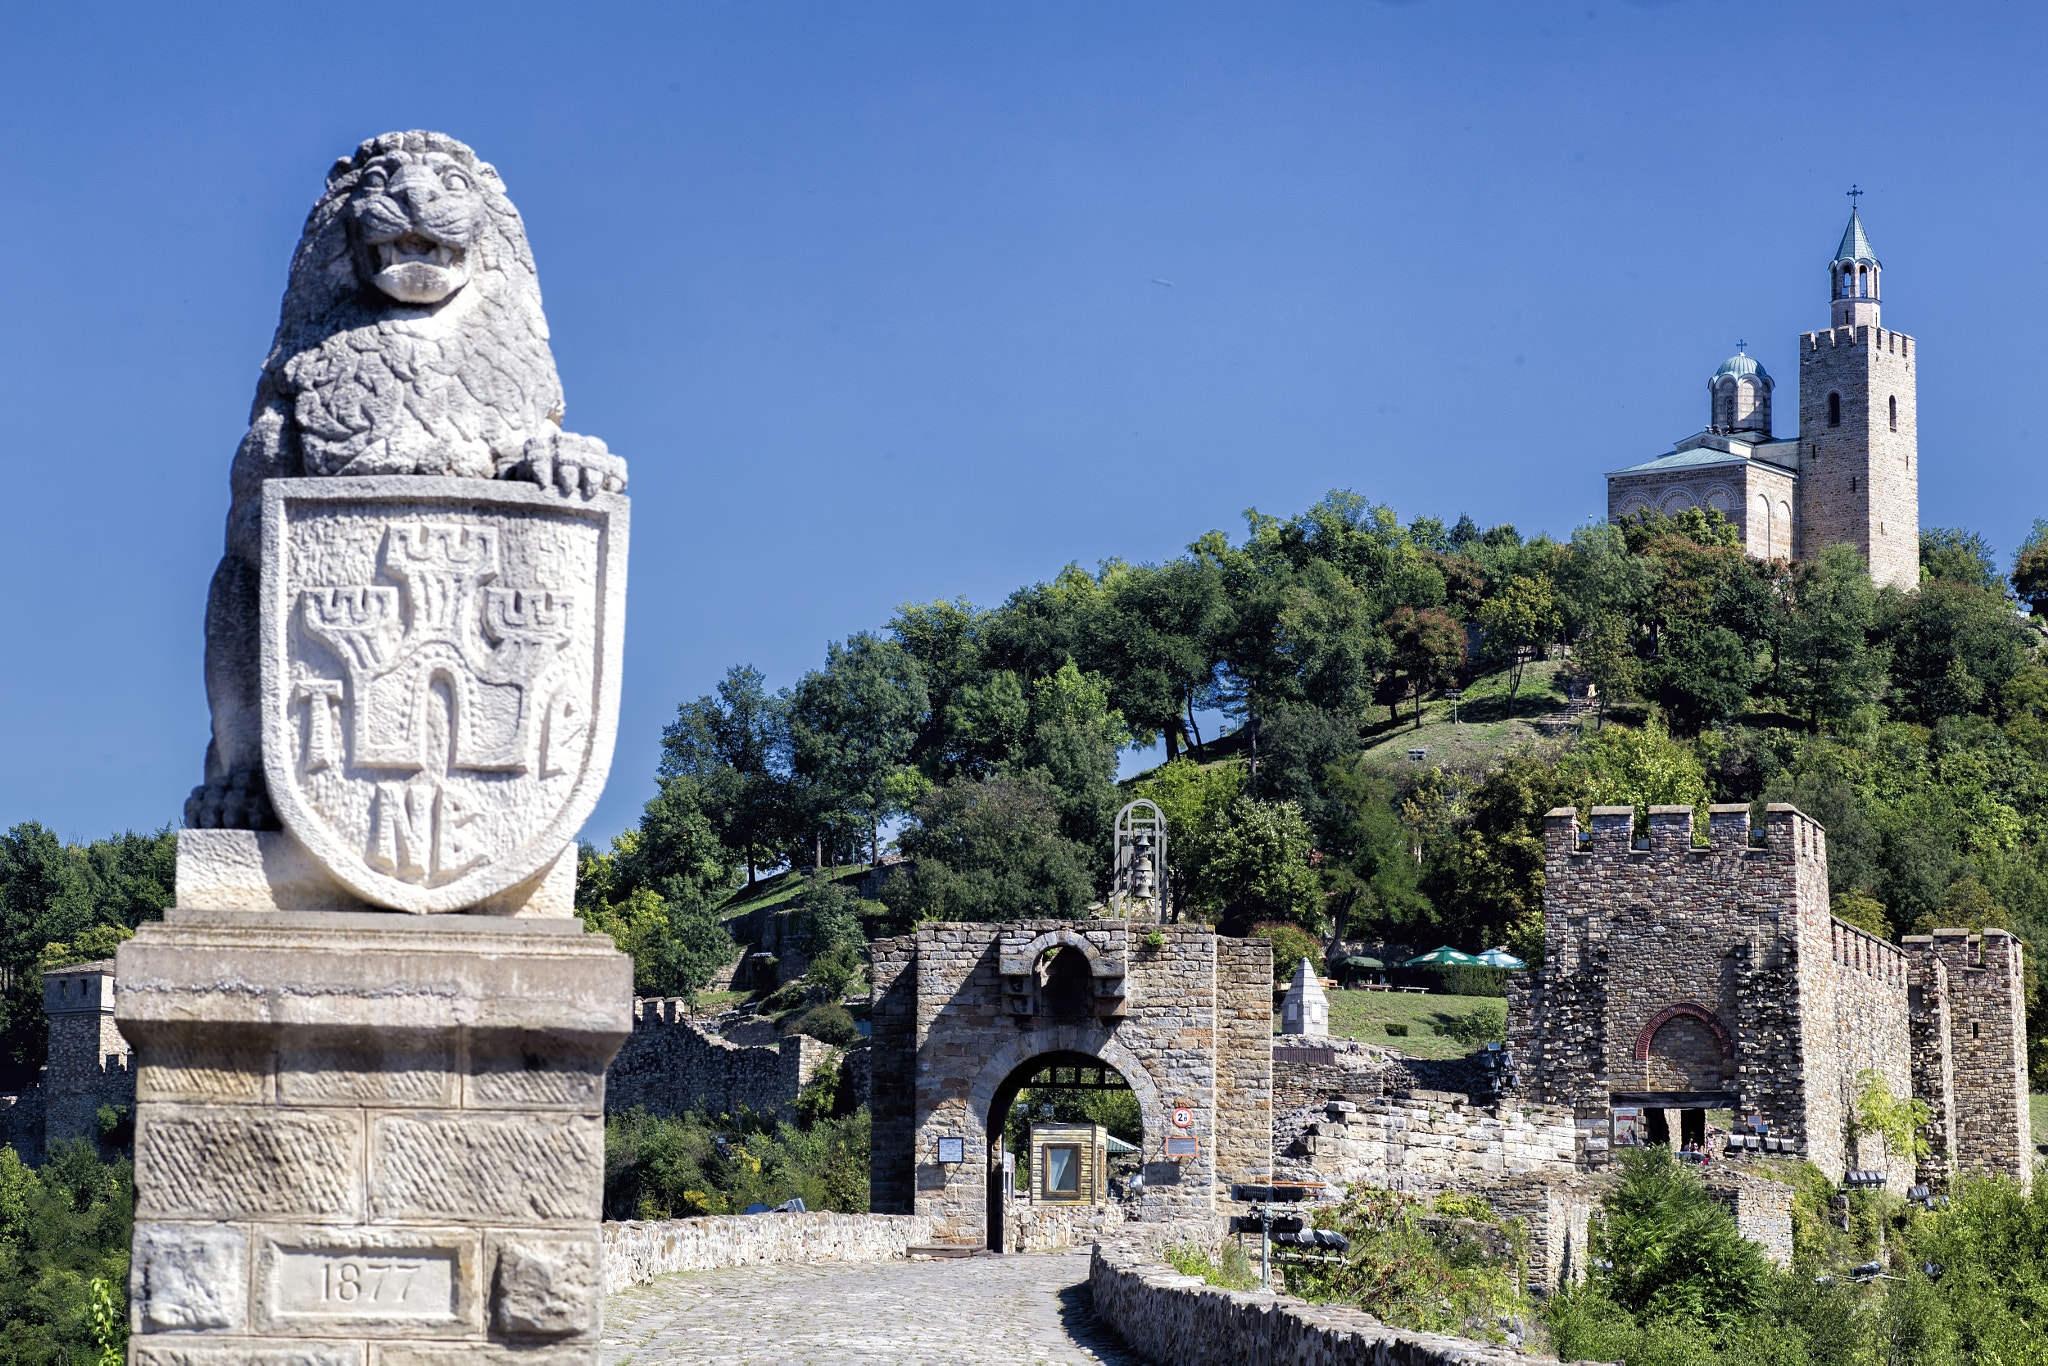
[260,476,627,912]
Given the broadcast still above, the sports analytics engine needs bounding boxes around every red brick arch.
[1634,1003,1734,1062]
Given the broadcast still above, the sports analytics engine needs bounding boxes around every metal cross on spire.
[1736,339,1748,353]
[1847,184,1864,203]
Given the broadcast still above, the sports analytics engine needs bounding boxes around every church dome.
[1713,352,1767,381]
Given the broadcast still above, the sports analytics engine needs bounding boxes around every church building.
[1606,207,1920,588]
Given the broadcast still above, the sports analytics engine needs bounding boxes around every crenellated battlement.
[1543,801,1823,865]
[1800,325,1916,356]
[1831,918,1908,985]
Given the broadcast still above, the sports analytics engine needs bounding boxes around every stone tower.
[1798,207,1920,587]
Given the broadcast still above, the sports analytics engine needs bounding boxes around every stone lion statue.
[188,130,627,830]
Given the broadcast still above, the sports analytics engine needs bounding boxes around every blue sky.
[4,1,2045,846]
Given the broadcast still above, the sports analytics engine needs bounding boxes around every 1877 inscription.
[274,1247,457,1319]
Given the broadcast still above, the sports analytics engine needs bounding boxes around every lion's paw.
[508,431,627,500]
[184,770,279,831]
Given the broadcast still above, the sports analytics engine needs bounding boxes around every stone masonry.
[868,920,1271,1250]
[0,960,135,1164]
[1509,803,2028,1192]
[605,999,833,1124]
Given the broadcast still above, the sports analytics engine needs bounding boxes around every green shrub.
[1141,928,1165,951]
[1286,1185,1528,1340]
[761,979,807,1012]
[1592,1146,1769,1330]
[1435,964,1506,997]
[786,1004,856,1045]
[0,1140,134,1365]
[1383,1022,1409,1037]
[1163,1239,1258,1290]
[604,1107,870,1219]
[1430,1005,1505,1046]
[1254,922,1324,983]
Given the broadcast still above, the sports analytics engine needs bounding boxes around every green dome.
[1713,352,1767,381]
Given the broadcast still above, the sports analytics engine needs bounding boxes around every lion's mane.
[223,130,564,560]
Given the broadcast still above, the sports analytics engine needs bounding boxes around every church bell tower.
[1798,203,1920,588]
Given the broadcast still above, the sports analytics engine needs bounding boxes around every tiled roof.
[1833,207,1878,266]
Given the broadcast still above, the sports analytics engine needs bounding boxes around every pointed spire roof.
[1833,207,1878,266]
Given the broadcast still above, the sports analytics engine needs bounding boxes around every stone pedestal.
[116,907,632,1366]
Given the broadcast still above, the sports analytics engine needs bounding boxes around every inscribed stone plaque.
[259,476,626,912]
[256,1226,478,1337]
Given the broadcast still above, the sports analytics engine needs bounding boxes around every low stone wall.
[1006,1200,1126,1253]
[606,999,833,1122]
[1088,1239,1572,1365]
[1285,1092,1578,1191]
[1486,1172,1602,1295]
[602,1211,937,1292]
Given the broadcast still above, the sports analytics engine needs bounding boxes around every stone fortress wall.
[0,960,134,1165]
[1509,801,2028,1192]
[605,998,835,1124]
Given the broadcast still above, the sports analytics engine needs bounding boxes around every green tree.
[881,774,1095,923]
[1575,611,1644,719]
[1592,1146,1770,1331]
[1385,605,1466,728]
[1130,758,1244,920]
[1560,720,1711,835]
[1477,574,1560,718]
[1322,758,1431,941]
[1920,526,2001,591]
[787,634,931,864]
[658,664,789,884]
[1422,754,1586,960]
[1779,543,1889,731]
[2011,519,2048,618]
[1200,797,1321,933]
[1880,577,2029,724]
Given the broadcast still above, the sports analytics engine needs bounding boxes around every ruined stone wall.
[1004,1201,1125,1253]
[867,934,917,1216]
[600,1211,937,1292]
[28,962,135,1158]
[1290,1093,1577,1192]
[1703,1166,1796,1266]
[604,1000,831,1124]
[1487,1172,1600,1295]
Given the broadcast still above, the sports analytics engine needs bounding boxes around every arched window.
[1889,395,1897,430]
[1828,392,1841,427]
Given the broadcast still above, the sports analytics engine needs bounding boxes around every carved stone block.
[486,1231,602,1337]
[368,1112,602,1223]
[132,1222,249,1332]
[137,1105,363,1220]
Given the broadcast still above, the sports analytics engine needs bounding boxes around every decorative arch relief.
[998,928,1128,1018]
[1633,1002,1735,1061]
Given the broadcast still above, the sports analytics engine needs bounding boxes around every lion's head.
[252,131,565,486]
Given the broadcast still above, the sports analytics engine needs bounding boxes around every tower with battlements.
[1608,206,1921,585]
[1507,804,2028,1191]
[1798,207,1920,585]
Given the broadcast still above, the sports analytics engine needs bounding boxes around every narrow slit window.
[1828,392,1841,427]
[1889,395,1897,430]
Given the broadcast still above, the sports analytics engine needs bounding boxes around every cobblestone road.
[601,1248,1147,1366]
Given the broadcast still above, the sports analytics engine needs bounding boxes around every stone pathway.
[601,1247,1147,1365]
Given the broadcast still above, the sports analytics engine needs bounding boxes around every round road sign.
[1172,1107,1193,1128]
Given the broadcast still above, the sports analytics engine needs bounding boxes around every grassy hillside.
[1305,989,1506,1061]
[715,863,870,922]
[1355,657,1575,775]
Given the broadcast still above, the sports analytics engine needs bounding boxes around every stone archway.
[979,1044,1153,1252]
[866,920,1271,1250]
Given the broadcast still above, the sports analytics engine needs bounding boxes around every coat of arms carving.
[260,476,627,912]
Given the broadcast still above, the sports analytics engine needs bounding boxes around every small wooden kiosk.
[1029,1123,1108,1204]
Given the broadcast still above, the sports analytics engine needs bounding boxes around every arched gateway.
[868,920,1274,1250]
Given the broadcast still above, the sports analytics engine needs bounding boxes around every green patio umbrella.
[1475,947,1527,969]
[1341,955,1385,970]
[1404,945,1483,967]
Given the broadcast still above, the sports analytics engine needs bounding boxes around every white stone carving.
[259,476,625,912]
